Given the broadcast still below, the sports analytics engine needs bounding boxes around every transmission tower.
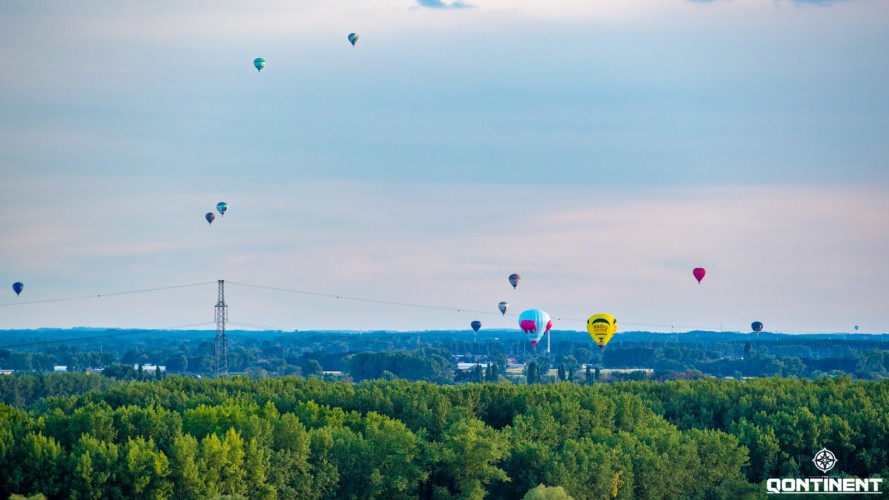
[214,279,229,377]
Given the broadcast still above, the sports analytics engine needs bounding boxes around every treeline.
[1,374,886,498]
[2,329,888,382]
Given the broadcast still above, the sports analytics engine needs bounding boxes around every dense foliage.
[1,374,886,499]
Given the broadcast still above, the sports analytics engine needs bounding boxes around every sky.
[1,0,888,334]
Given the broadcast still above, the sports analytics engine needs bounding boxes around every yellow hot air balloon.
[586,313,617,351]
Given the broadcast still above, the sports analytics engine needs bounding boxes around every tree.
[523,484,574,500]
[526,362,539,385]
[431,417,509,499]
[301,359,323,378]
[100,364,137,380]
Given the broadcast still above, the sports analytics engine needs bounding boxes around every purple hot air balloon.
[508,273,521,289]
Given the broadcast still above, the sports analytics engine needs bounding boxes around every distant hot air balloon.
[12,282,23,296]
[519,309,551,347]
[253,58,266,72]
[205,212,215,225]
[854,325,859,332]
[471,321,481,333]
[348,33,359,46]
[498,301,509,316]
[508,274,521,289]
[751,321,764,335]
[693,267,706,284]
[587,313,618,352]
[216,202,228,217]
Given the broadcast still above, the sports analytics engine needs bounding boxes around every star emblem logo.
[812,448,837,474]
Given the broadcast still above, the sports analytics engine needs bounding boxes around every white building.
[135,364,166,373]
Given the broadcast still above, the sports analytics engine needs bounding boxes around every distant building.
[53,365,68,372]
[506,359,524,369]
[135,364,166,373]
[0,369,13,376]
[457,362,492,371]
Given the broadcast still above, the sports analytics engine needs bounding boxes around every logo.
[812,448,837,474]
[767,447,883,495]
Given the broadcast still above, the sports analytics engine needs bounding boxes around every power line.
[225,281,741,333]
[0,282,217,308]
[228,320,291,331]
[227,281,504,316]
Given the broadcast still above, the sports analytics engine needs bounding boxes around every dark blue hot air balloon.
[206,212,215,225]
[471,320,482,333]
[12,282,24,296]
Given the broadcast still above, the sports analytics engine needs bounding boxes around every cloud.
[417,0,472,9]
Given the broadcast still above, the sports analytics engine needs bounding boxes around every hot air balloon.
[205,212,215,225]
[348,33,359,46]
[693,267,706,284]
[587,313,618,352]
[508,274,521,289]
[854,325,859,332]
[253,58,266,72]
[12,282,23,296]
[498,301,509,315]
[217,202,228,217]
[471,320,482,333]
[751,321,764,335]
[519,309,551,346]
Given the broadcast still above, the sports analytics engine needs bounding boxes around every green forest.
[1,374,886,499]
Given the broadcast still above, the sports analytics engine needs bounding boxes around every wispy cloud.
[417,0,472,9]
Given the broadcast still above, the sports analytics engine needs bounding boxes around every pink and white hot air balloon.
[519,309,552,347]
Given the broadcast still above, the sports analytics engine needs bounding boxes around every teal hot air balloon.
[348,33,359,46]
[253,57,266,72]
[12,282,24,296]
[217,201,228,217]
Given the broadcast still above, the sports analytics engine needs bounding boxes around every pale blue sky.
[1,0,888,333]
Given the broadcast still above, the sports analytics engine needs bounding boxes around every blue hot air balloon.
[206,212,215,225]
[216,201,228,217]
[348,33,359,46]
[253,58,266,72]
[12,282,24,296]
[471,320,482,333]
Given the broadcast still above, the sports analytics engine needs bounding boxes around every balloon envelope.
[348,33,359,46]
[693,267,706,284]
[205,212,215,225]
[508,274,521,289]
[12,282,23,296]
[854,325,859,331]
[498,301,509,315]
[586,313,618,350]
[751,321,764,333]
[253,58,266,71]
[216,201,228,216]
[518,309,551,337]
[471,320,481,333]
